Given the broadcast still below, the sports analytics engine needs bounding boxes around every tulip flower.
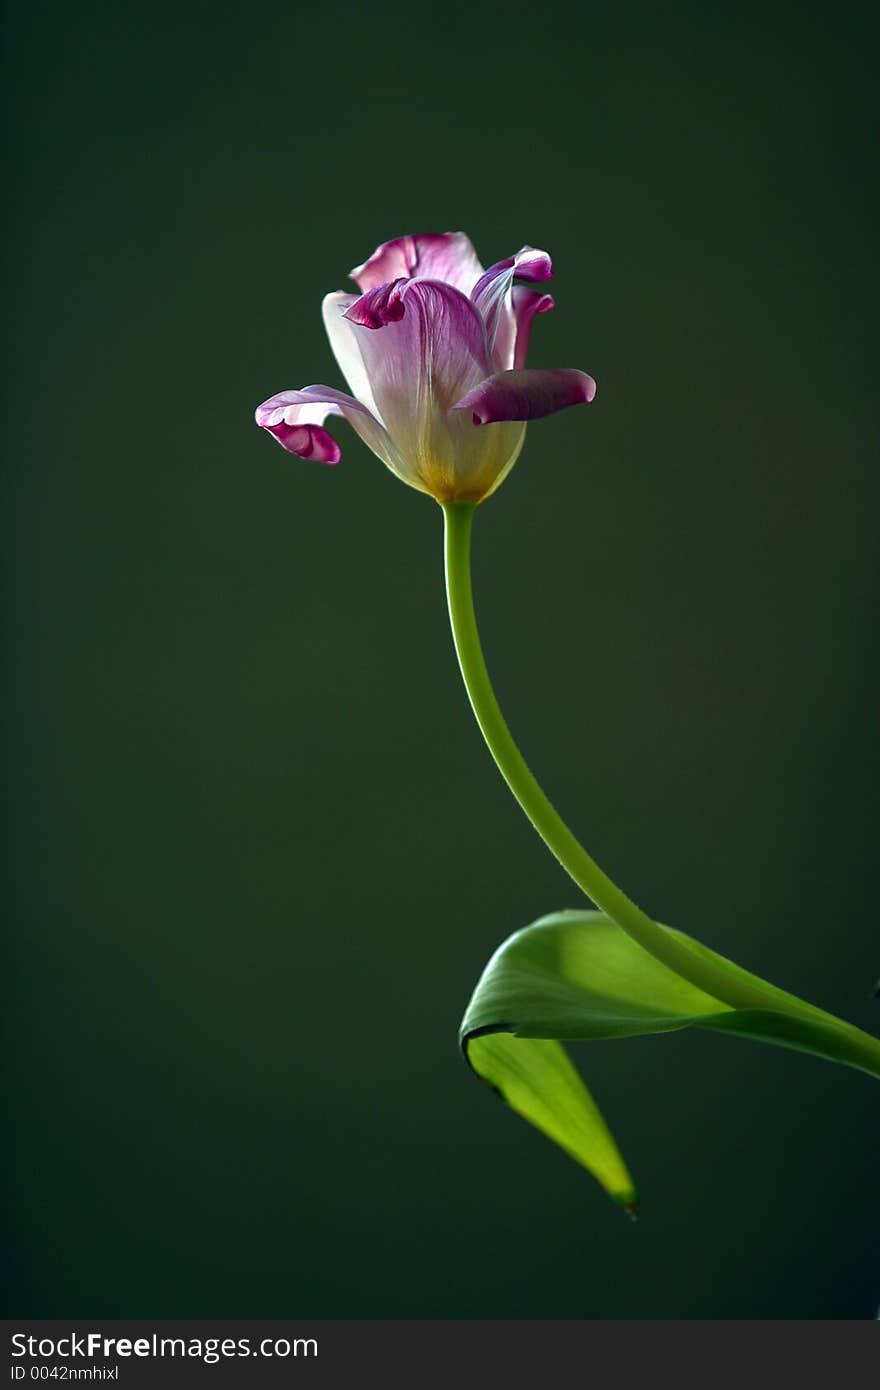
[255,231,596,502]
[254,230,880,1216]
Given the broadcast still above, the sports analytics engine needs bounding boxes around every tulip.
[255,232,596,503]
[253,231,880,1219]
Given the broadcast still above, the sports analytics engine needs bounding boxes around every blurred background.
[5,0,878,1318]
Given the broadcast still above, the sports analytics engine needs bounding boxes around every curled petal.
[342,280,492,427]
[350,231,484,295]
[341,279,506,498]
[471,246,554,366]
[341,279,492,411]
[261,418,341,463]
[510,287,555,370]
[450,368,597,427]
[343,278,407,330]
[254,385,398,470]
[321,291,383,419]
[492,286,555,374]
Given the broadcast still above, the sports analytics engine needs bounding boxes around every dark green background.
[6,0,878,1318]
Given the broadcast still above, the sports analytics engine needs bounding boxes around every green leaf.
[460,911,880,1208]
[464,1031,640,1213]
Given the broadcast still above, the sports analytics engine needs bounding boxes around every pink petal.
[450,368,597,426]
[343,278,407,330]
[471,247,554,369]
[341,280,493,450]
[510,287,555,370]
[321,291,383,420]
[254,386,397,469]
[350,232,484,295]
[262,419,342,463]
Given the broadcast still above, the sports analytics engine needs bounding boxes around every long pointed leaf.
[461,912,880,1205]
[466,1031,639,1211]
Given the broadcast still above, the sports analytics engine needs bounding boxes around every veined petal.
[344,278,407,330]
[450,368,597,426]
[511,287,555,370]
[471,246,554,367]
[341,279,521,500]
[254,385,398,470]
[343,279,492,444]
[321,291,383,420]
[258,417,340,463]
[492,286,555,374]
[350,232,484,295]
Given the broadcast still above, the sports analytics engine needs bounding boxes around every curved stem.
[441,501,880,1072]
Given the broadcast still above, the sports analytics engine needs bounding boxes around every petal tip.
[451,368,597,427]
[343,279,407,329]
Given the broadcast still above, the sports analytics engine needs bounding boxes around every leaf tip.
[617,1190,640,1221]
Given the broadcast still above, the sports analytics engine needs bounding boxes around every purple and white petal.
[450,368,597,426]
[510,287,555,370]
[255,385,398,470]
[343,279,492,417]
[341,279,497,494]
[343,278,408,330]
[258,412,342,463]
[471,246,554,368]
[350,232,484,296]
[491,286,555,374]
[321,291,383,420]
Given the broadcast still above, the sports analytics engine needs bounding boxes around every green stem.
[442,501,880,1073]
